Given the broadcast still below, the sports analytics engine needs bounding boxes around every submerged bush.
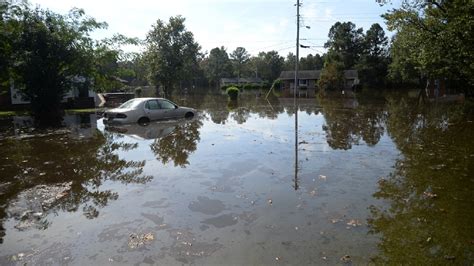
[226,86,239,100]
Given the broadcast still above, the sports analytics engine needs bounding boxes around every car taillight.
[116,113,127,118]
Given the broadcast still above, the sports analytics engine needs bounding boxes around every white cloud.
[262,24,277,34]
[279,18,289,28]
[301,1,318,18]
[223,21,242,32]
[324,8,334,20]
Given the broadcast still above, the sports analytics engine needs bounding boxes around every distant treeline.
[0,0,472,116]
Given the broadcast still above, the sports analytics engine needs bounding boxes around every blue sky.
[29,0,401,57]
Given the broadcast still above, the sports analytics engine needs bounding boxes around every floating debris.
[340,255,351,263]
[423,191,438,199]
[7,182,72,230]
[346,219,362,227]
[128,232,155,249]
[319,175,327,180]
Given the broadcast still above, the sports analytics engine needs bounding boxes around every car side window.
[146,100,160,110]
[159,100,176,109]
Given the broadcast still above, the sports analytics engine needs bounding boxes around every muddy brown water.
[0,94,473,265]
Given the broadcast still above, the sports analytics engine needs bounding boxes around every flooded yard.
[0,94,473,265]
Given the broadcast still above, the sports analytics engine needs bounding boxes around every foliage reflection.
[0,123,151,243]
[150,119,203,167]
[319,95,385,149]
[368,98,474,264]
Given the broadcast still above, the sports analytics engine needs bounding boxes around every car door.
[157,99,178,119]
[144,100,166,120]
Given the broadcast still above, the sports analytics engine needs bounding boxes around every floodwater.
[0,93,473,265]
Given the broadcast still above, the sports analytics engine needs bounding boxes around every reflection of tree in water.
[0,130,151,243]
[319,96,385,149]
[208,98,230,124]
[151,119,203,167]
[198,94,288,123]
[356,104,386,146]
[228,101,251,125]
[368,98,474,264]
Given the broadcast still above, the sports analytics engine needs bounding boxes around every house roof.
[279,69,358,80]
[279,70,321,80]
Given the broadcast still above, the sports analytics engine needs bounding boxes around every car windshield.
[118,99,142,109]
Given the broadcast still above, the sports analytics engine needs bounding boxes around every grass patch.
[0,108,102,118]
[66,108,101,113]
[0,110,29,117]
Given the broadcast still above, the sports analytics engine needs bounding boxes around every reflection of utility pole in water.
[293,101,299,190]
[293,0,300,191]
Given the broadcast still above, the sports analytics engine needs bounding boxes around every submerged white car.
[103,98,196,124]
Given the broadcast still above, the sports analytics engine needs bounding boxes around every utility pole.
[293,0,300,191]
[294,0,300,100]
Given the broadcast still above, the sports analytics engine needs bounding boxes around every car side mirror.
[175,105,178,109]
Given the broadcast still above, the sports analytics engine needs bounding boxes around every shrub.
[226,86,239,100]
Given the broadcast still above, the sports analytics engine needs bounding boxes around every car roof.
[131,97,169,102]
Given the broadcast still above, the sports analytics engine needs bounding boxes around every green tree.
[387,32,420,84]
[144,16,201,97]
[250,50,284,82]
[7,5,106,122]
[300,53,324,70]
[0,1,21,92]
[230,47,250,78]
[91,34,140,92]
[318,61,345,93]
[356,23,389,87]
[204,46,233,87]
[124,53,151,86]
[283,52,296,71]
[324,21,365,69]
[381,0,474,93]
